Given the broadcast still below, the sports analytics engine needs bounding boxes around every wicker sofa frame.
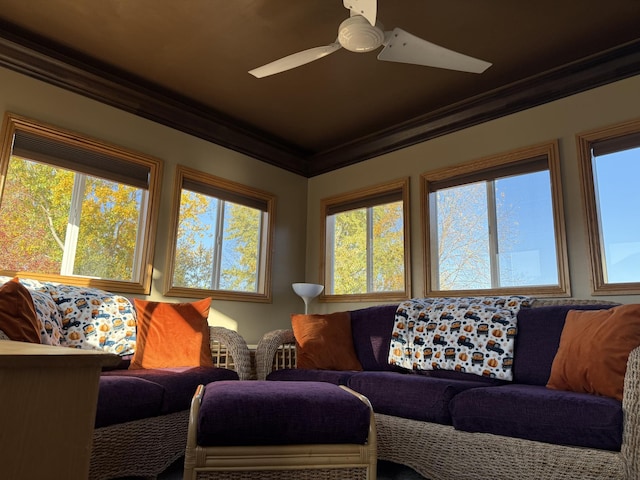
[89,326,251,480]
[255,298,637,480]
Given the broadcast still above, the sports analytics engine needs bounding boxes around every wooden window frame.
[164,164,275,303]
[0,112,162,295]
[320,177,411,303]
[421,141,570,298]
[577,118,640,295]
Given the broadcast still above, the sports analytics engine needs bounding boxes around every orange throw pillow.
[129,297,214,369]
[547,304,640,400]
[291,312,363,371]
[0,277,41,343]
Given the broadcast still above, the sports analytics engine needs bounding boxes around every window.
[0,113,162,294]
[165,165,275,302]
[321,178,411,301]
[422,141,569,296]
[577,119,640,294]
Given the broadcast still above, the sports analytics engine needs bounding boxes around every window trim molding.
[320,177,412,303]
[577,117,640,295]
[0,112,162,294]
[421,140,570,298]
[164,164,275,303]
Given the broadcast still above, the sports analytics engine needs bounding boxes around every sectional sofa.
[0,277,252,480]
[256,298,638,480]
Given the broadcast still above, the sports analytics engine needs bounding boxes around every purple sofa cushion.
[96,376,165,428]
[513,305,615,385]
[347,371,489,424]
[267,367,357,385]
[350,304,399,371]
[197,381,371,446]
[102,366,238,413]
[450,384,623,451]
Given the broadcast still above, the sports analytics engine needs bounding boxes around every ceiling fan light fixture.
[338,15,385,52]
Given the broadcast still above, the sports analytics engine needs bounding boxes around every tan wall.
[3,64,639,340]
[0,66,307,344]
[306,74,640,313]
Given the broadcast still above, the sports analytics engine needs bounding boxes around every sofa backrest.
[350,302,617,384]
[512,304,614,385]
[351,304,399,371]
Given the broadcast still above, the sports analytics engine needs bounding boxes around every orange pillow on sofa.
[129,297,214,369]
[547,304,640,400]
[0,277,41,343]
[292,312,363,371]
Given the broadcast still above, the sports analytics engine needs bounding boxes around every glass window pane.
[172,189,263,293]
[172,190,218,289]
[495,170,558,287]
[220,202,262,292]
[0,157,71,273]
[331,208,367,294]
[372,201,405,292]
[593,147,640,283]
[433,182,490,290]
[0,157,145,282]
[74,176,143,281]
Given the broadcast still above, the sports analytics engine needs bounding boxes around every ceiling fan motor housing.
[338,15,385,52]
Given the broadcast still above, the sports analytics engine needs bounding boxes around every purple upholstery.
[449,384,623,451]
[347,371,490,425]
[421,368,508,385]
[197,381,371,447]
[513,305,614,385]
[350,304,399,371]
[267,367,357,385]
[102,366,238,413]
[96,376,165,428]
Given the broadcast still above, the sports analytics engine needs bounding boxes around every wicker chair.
[254,298,638,480]
[89,326,251,480]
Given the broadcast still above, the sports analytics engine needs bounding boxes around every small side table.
[0,340,119,480]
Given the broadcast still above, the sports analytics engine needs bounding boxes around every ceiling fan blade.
[378,28,492,74]
[343,0,377,26]
[249,42,342,78]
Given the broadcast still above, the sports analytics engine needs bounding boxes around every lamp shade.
[292,283,324,314]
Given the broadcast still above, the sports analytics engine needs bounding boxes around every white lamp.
[292,283,324,314]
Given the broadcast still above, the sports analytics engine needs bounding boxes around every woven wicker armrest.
[209,326,252,380]
[622,345,640,478]
[256,329,296,380]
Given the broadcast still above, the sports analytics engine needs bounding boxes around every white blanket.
[388,296,531,380]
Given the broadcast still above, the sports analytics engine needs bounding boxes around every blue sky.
[595,147,640,283]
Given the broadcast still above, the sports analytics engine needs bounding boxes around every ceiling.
[0,1,639,177]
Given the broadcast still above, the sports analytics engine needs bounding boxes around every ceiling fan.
[249,0,492,78]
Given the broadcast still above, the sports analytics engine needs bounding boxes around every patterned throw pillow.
[28,288,64,346]
[388,296,530,381]
[0,276,63,346]
[40,283,136,355]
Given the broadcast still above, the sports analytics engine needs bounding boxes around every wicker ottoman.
[183,380,377,479]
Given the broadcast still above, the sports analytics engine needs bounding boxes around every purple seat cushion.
[347,371,489,425]
[350,304,399,371]
[513,305,615,385]
[450,384,623,451]
[102,366,238,413]
[267,367,357,385]
[96,375,165,428]
[197,381,371,447]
